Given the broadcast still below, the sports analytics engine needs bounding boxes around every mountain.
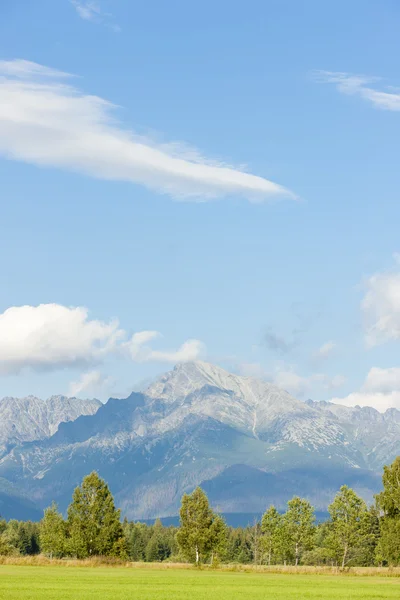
[0,361,397,521]
[0,395,101,458]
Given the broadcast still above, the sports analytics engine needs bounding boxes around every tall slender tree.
[261,505,282,565]
[40,503,66,558]
[326,485,368,568]
[282,497,315,566]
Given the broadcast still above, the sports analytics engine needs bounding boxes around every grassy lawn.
[0,566,400,600]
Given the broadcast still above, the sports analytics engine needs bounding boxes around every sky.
[1,0,400,410]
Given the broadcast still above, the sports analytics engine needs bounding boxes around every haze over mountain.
[0,361,397,521]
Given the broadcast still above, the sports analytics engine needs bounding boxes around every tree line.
[1,457,400,566]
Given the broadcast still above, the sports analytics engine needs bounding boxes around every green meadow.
[0,566,400,600]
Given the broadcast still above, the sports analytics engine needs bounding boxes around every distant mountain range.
[0,361,398,522]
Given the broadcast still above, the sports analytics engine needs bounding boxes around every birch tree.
[326,485,368,568]
[282,497,315,566]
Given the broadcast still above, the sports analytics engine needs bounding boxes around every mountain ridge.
[0,361,398,521]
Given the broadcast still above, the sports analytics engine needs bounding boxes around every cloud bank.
[332,367,400,412]
[238,361,346,398]
[0,59,294,202]
[315,70,400,111]
[362,259,400,346]
[0,303,204,375]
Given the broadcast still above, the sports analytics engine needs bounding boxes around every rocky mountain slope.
[0,395,101,458]
[0,362,398,521]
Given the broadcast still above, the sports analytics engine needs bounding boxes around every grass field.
[1,566,400,600]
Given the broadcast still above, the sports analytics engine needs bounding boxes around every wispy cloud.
[70,1,120,31]
[273,367,346,398]
[68,370,114,398]
[264,330,294,355]
[314,70,400,111]
[0,59,294,202]
[71,1,101,21]
[313,341,336,361]
[237,361,346,398]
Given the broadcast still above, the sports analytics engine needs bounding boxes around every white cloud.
[0,59,294,202]
[315,71,400,111]
[146,339,205,363]
[362,261,400,346]
[70,1,119,30]
[126,331,204,363]
[238,361,346,397]
[332,367,400,412]
[68,370,113,397]
[71,1,102,21]
[333,391,400,412]
[364,367,400,394]
[0,303,205,375]
[314,341,336,360]
[273,368,345,397]
[0,304,121,374]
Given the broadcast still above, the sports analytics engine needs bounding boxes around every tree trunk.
[268,550,271,566]
[295,542,299,566]
[195,545,199,565]
[341,544,348,569]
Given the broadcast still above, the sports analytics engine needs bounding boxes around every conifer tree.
[67,471,126,558]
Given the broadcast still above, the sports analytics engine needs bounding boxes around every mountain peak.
[0,394,101,454]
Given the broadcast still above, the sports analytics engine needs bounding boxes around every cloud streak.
[0,59,294,202]
[315,70,400,111]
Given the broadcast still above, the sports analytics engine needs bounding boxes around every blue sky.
[1,0,400,409]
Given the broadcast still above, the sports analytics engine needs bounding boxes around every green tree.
[176,487,220,565]
[282,497,315,566]
[325,485,368,568]
[1,520,39,556]
[40,503,67,558]
[0,535,18,556]
[67,471,126,558]
[377,457,400,518]
[145,519,171,562]
[124,522,147,561]
[376,517,400,566]
[261,505,282,565]
[225,527,252,564]
[209,514,227,564]
[376,457,400,565]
